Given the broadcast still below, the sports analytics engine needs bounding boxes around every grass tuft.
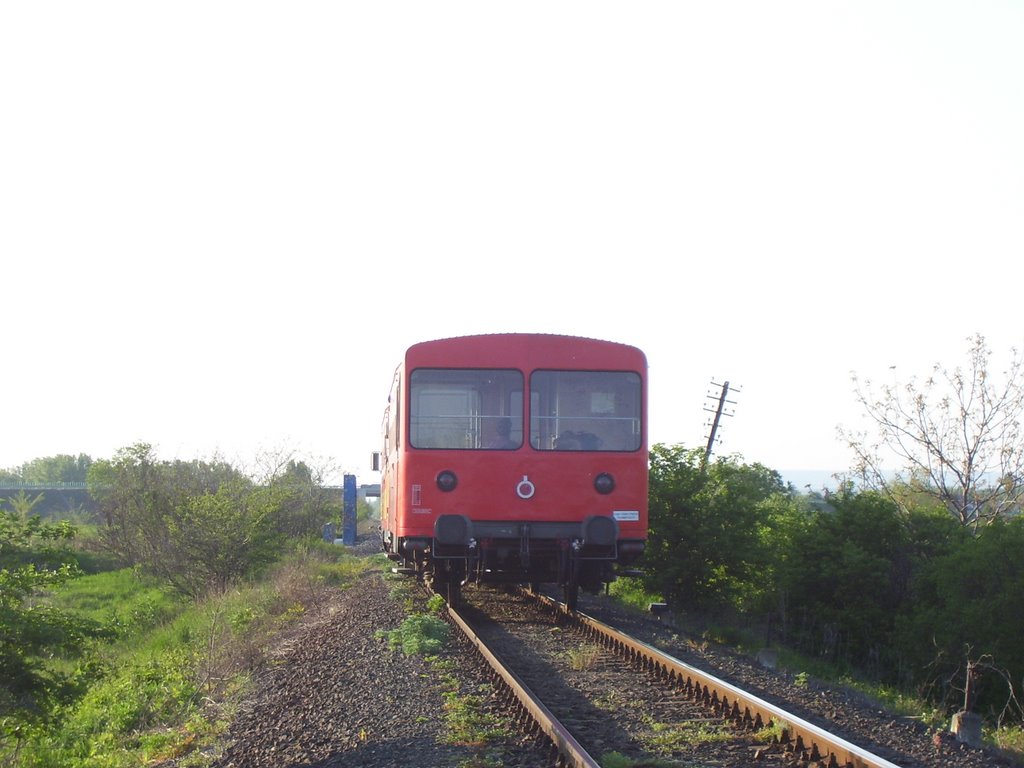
[377,613,450,656]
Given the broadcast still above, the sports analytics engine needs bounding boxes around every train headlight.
[594,472,615,494]
[436,470,458,492]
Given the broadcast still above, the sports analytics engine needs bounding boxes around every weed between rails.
[564,642,604,670]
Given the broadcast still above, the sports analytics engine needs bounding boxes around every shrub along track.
[205,536,1018,767]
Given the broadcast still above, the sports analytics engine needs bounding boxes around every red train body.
[378,333,648,607]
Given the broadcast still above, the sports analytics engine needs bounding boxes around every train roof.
[402,333,647,371]
[406,332,643,349]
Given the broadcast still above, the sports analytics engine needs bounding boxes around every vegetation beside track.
[631,443,1024,762]
[0,443,376,767]
[2,539,373,767]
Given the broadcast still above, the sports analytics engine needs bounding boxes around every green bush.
[379,614,450,656]
[0,507,104,746]
[897,517,1024,713]
[643,444,793,614]
[607,575,662,614]
[777,489,908,669]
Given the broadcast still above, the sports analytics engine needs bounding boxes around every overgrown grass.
[753,718,789,744]
[48,567,183,640]
[66,525,123,574]
[995,727,1024,760]
[599,710,741,765]
[5,542,376,767]
[830,672,1024,762]
[640,715,732,755]
[564,642,603,671]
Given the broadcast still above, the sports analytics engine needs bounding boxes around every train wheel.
[563,554,581,611]
[563,581,579,611]
[443,563,463,607]
[447,577,461,607]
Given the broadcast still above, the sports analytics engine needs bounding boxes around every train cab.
[379,334,647,608]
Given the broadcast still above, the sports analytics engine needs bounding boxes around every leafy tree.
[271,460,339,537]
[643,444,793,615]
[88,443,176,566]
[843,333,1024,529]
[0,505,101,744]
[88,444,286,597]
[19,454,93,485]
[777,487,913,671]
[162,480,282,597]
[252,450,341,537]
[6,490,45,521]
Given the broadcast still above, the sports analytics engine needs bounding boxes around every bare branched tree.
[249,446,343,536]
[840,334,1024,530]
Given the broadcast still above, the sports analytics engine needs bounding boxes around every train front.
[385,334,648,608]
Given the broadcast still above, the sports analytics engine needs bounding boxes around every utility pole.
[703,379,740,469]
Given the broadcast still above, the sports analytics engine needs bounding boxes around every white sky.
[3,2,1022,484]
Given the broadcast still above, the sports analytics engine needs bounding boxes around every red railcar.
[379,333,648,608]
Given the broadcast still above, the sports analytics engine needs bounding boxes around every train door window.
[410,369,523,449]
[529,370,642,451]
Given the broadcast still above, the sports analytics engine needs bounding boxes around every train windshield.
[529,370,642,452]
[410,369,524,449]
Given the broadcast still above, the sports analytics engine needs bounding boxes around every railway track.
[445,585,904,768]
[213,548,1010,767]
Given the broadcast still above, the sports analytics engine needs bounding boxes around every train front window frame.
[409,368,524,450]
[529,370,642,452]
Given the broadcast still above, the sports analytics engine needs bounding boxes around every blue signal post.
[342,474,357,545]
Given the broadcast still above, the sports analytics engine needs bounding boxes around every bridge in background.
[1,481,379,494]
[0,482,90,490]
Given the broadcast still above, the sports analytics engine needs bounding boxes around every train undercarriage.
[382,514,645,610]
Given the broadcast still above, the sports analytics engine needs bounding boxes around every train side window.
[410,369,523,449]
[529,370,642,451]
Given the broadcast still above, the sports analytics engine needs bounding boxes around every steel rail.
[445,603,602,768]
[533,593,904,768]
